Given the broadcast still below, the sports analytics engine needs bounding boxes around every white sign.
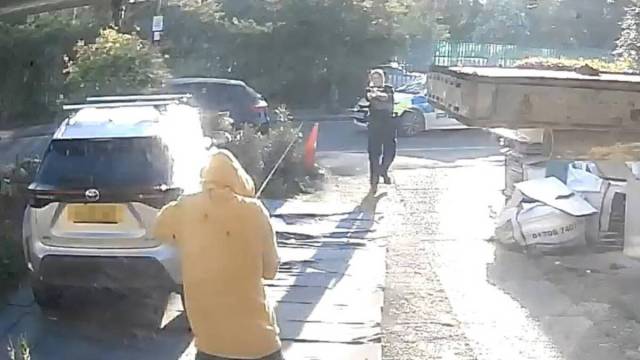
[152,31,161,41]
[152,15,164,32]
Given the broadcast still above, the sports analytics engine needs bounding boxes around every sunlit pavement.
[0,166,388,360]
[384,159,562,359]
[381,153,640,360]
[315,122,640,360]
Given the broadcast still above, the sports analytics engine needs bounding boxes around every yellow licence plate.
[68,204,122,224]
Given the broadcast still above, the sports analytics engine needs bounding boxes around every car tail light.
[136,188,182,209]
[28,190,84,208]
[252,99,269,112]
[27,187,181,209]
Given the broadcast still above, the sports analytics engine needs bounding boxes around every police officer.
[366,69,396,193]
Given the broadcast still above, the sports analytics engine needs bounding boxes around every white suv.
[22,95,210,309]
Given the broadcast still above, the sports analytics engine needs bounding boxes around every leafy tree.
[218,0,278,22]
[0,0,631,127]
[472,0,528,44]
[528,0,626,49]
[437,0,482,40]
[0,14,98,127]
[614,1,640,66]
[146,0,405,107]
[65,28,169,100]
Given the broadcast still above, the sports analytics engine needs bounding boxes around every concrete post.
[624,176,640,258]
[110,0,124,27]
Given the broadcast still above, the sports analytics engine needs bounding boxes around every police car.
[352,78,465,137]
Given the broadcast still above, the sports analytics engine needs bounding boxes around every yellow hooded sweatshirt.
[153,149,281,359]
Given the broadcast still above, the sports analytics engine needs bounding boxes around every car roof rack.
[85,94,192,103]
[62,100,187,111]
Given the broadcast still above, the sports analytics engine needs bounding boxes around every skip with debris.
[495,177,597,253]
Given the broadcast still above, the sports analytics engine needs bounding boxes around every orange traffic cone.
[304,122,319,173]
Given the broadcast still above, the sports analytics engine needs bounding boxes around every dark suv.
[167,77,270,128]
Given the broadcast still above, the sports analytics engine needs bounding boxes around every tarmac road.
[0,119,500,164]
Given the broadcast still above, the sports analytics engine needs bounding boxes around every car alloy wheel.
[398,111,425,137]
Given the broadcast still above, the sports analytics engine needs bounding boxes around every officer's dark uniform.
[366,84,395,187]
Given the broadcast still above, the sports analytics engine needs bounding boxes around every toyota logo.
[85,188,100,202]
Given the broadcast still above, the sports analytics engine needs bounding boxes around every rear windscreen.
[170,83,258,111]
[35,137,172,188]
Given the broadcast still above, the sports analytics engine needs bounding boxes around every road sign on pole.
[152,15,164,32]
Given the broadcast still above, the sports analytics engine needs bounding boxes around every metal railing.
[432,40,610,67]
[63,94,194,110]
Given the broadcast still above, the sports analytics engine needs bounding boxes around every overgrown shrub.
[224,125,266,181]
[223,121,307,198]
[0,159,36,296]
[0,215,24,295]
[260,122,306,197]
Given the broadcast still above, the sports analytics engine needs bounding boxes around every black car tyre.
[398,110,425,137]
[179,289,192,332]
[31,278,62,311]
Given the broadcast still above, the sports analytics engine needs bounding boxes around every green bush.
[0,215,24,294]
[224,125,266,182]
[0,16,98,127]
[65,28,169,100]
[146,0,403,108]
[0,160,33,296]
[260,122,306,197]
[223,121,307,198]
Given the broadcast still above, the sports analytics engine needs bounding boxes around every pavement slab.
[0,173,387,360]
[282,341,381,360]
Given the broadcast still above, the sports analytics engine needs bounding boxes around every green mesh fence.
[433,41,610,67]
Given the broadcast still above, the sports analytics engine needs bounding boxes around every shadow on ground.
[276,191,385,348]
[3,286,192,360]
[487,245,640,360]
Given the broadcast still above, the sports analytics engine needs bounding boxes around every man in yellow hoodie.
[153,149,282,360]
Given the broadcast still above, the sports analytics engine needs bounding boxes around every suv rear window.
[35,137,172,189]
[171,82,258,111]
